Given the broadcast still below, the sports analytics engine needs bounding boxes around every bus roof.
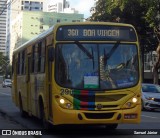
[13,22,136,54]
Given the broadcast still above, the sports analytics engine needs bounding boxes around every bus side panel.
[30,74,36,116]
[30,74,45,117]
[17,75,28,111]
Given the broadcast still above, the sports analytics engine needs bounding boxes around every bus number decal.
[68,29,79,36]
[60,89,73,95]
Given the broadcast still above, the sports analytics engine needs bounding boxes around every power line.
[0,0,8,13]
[0,0,17,16]
[0,0,11,16]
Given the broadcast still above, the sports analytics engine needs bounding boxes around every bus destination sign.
[56,25,137,41]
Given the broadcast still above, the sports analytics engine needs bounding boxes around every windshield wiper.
[103,41,121,67]
[105,41,121,60]
[74,41,95,69]
[75,41,93,59]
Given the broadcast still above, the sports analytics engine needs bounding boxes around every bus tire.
[39,99,51,129]
[19,95,28,118]
[105,124,118,130]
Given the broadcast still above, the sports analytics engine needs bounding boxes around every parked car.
[141,83,160,111]
[2,79,12,88]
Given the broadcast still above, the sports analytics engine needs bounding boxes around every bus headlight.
[122,97,139,109]
[60,99,65,104]
[132,97,137,103]
[55,95,73,109]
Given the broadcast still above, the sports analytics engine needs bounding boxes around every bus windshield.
[56,43,139,90]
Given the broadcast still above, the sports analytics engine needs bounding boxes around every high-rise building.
[6,0,11,58]
[48,0,78,14]
[9,11,84,62]
[11,0,44,20]
[0,0,8,56]
[9,0,45,61]
[48,0,65,13]
[9,0,83,62]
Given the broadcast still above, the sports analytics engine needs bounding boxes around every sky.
[68,0,95,18]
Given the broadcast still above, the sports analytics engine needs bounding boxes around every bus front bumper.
[52,104,141,125]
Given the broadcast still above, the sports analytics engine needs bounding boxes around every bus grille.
[84,112,114,119]
[72,90,127,110]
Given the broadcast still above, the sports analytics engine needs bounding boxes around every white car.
[142,83,160,111]
[2,79,12,88]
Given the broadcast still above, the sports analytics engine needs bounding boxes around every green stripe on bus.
[73,98,80,110]
[73,90,81,109]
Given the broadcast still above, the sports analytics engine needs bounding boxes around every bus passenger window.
[17,53,20,75]
[40,40,46,73]
[21,50,26,75]
[34,45,38,73]
[38,42,42,72]
[31,46,35,73]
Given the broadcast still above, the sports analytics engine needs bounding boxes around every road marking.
[0,92,11,96]
[141,115,158,119]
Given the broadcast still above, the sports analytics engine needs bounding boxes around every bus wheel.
[19,95,27,118]
[40,102,51,129]
[105,124,118,130]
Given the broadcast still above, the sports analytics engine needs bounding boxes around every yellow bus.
[12,22,141,129]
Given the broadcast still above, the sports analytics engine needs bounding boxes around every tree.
[144,0,160,84]
[90,0,160,83]
[0,52,11,78]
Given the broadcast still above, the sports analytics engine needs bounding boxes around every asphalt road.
[0,85,160,138]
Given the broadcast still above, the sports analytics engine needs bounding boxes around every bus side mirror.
[48,47,55,62]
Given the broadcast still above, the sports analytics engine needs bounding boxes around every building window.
[40,25,43,29]
[72,20,81,22]
[35,7,39,9]
[24,6,29,9]
[40,18,43,22]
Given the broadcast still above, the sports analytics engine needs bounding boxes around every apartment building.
[9,0,44,61]
[9,11,84,62]
[0,0,7,56]
[48,0,78,14]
